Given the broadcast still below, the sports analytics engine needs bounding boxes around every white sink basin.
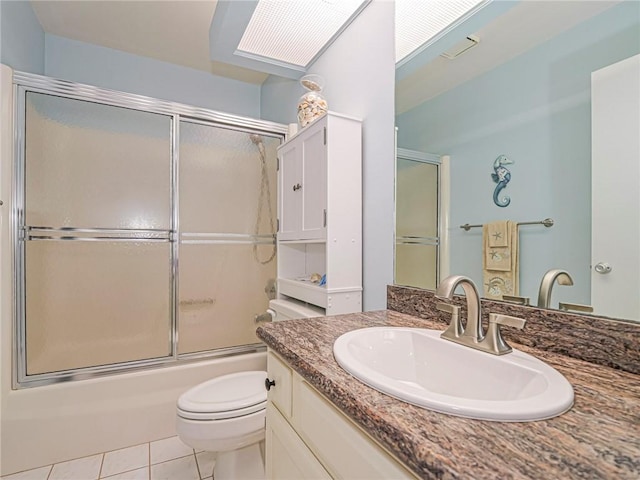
[333,327,574,422]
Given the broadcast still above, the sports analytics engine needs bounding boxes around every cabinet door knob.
[265,378,276,391]
[292,183,302,191]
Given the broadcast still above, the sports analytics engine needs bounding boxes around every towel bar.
[460,218,554,231]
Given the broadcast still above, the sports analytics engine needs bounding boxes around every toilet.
[176,298,324,480]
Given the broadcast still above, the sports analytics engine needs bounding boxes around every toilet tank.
[268,298,324,321]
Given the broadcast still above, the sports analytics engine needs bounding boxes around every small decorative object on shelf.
[297,74,328,128]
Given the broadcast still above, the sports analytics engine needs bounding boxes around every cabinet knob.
[265,378,276,391]
[292,183,302,191]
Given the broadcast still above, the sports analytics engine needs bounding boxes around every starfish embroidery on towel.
[490,250,501,260]
[492,231,503,241]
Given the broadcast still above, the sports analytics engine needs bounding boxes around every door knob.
[594,262,612,274]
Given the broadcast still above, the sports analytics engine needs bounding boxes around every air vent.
[440,35,480,60]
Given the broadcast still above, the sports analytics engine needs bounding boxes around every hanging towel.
[487,220,509,247]
[482,220,519,300]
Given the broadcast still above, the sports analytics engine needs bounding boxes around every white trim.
[396,147,440,164]
[439,155,451,282]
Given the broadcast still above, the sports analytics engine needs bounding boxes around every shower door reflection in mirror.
[395,149,446,290]
[23,92,173,375]
[178,121,279,354]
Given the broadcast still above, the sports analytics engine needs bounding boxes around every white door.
[591,54,640,321]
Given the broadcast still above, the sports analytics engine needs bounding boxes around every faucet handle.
[485,313,527,355]
[558,302,594,313]
[490,313,526,329]
[436,302,463,339]
[436,302,460,315]
[501,295,530,306]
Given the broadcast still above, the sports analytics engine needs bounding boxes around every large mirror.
[394,0,640,322]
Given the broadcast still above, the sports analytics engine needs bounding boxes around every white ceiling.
[395,1,621,114]
[30,0,269,84]
[30,1,621,113]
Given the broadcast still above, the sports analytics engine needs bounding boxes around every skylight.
[237,0,369,68]
[396,0,488,63]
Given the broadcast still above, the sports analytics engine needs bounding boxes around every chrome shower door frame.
[13,71,286,388]
[394,148,446,289]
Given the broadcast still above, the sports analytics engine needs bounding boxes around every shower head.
[249,134,263,145]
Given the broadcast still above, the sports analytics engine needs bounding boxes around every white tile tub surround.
[0,437,218,480]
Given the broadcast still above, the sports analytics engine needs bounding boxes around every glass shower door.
[395,156,440,290]
[22,92,173,376]
[178,121,279,354]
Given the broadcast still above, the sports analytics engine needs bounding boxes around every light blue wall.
[308,0,396,311]
[45,34,261,118]
[260,75,301,124]
[396,1,640,306]
[0,0,45,74]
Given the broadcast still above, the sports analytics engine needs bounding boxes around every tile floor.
[1,436,215,480]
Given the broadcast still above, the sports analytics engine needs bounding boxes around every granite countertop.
[256,310,640,480]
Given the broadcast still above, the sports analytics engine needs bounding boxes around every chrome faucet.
[435,275,526,355]
[537,269,574,308]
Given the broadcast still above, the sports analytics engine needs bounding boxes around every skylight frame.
[236,0,371,70]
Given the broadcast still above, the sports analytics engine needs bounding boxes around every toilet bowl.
[176,371,267,480]
[176,298,324,479]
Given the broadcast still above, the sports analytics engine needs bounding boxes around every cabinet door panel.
[278,143,302,239]
[293,377,415,479]
[266,404,330,480]
[301,127,327,239]
[267,352,292,418]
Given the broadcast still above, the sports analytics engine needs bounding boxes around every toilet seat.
[177,371,267,421]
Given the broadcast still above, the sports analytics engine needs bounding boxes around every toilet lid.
[177,371,267,420]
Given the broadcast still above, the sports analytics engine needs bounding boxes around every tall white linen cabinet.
[276,112,363,315]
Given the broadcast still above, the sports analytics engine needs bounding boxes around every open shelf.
[277,278,327,309]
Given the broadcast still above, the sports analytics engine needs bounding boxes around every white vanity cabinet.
[276,113,362,315]
[265,352,417,480]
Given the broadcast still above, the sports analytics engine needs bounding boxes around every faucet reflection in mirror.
[537,269,574,309]
[436,275,526,355]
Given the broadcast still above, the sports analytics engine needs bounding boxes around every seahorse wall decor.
[491,154,513,207]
